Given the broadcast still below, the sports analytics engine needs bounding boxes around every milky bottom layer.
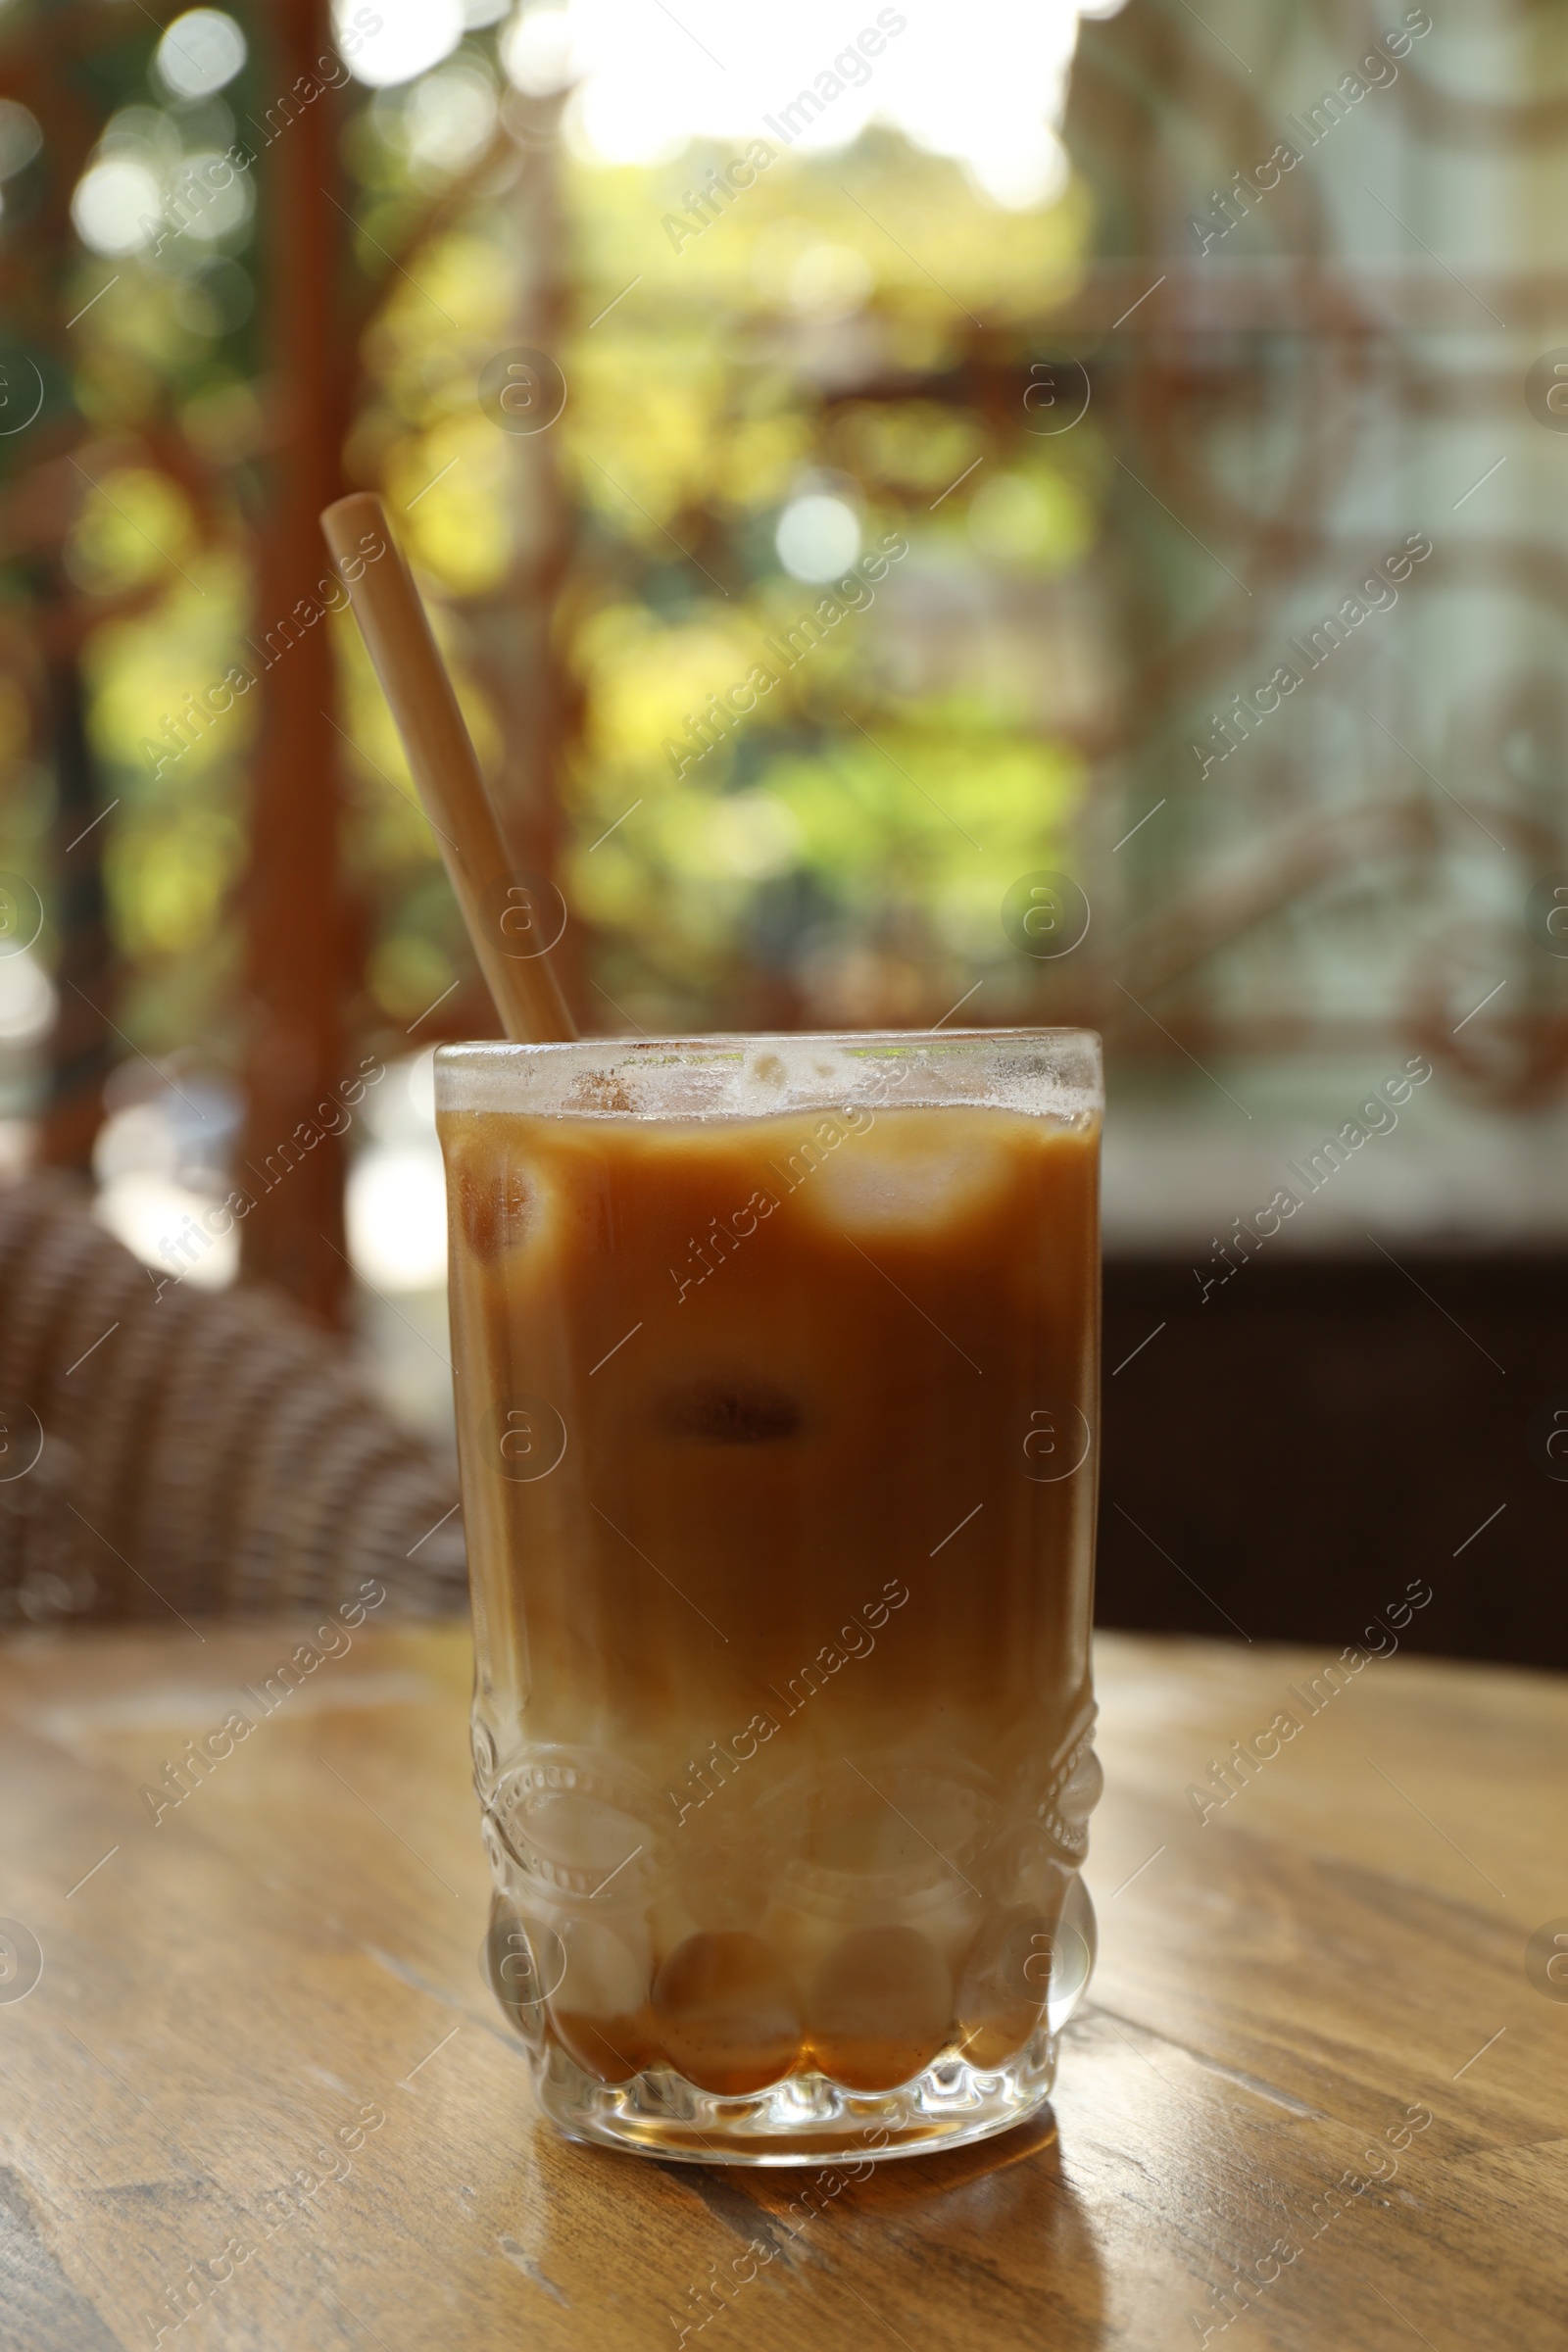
[479,1719,1102,2119]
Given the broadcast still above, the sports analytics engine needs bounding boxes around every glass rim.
[435,1026,1102,1121]
[436,1024,1102,1063]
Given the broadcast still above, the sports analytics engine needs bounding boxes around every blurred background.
[2,0,1564,1660]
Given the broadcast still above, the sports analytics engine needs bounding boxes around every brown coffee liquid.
[442,1098,1100,2098]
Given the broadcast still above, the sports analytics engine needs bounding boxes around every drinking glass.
[436,1028,1102,2164]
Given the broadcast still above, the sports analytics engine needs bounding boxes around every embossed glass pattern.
[436,1029,1102,2163]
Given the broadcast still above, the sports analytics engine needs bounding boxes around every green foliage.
[11,8,1102,1057]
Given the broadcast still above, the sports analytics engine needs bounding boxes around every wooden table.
[1,1622,1563,2351]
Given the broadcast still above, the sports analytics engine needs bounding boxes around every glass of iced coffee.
[436,1028,1102,2164]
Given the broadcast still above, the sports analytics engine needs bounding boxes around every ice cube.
[651,1930,802,2095]
[485,1896,566,2047]
[655,1375,804,1445]
[555,1916,647,2016]
[548,1916,657,2083]
[808,1925,953,2092]
[791,1110,1012,1240]
[454,1152,543,1262]
[952,1907,1053,2070]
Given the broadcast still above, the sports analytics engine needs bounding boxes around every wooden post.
[38,624,114,1168]
[237,0,353,1320]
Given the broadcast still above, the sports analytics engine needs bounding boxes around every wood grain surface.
[0,1620,1563,2351]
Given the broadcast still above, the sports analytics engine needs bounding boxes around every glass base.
[532,2028,1058,2166]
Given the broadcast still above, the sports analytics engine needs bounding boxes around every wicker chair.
[0,1177,466,1628]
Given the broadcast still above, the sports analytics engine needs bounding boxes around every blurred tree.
[1,0,1104,1312]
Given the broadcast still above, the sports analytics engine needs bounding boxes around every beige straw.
[320,491,576,1044]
